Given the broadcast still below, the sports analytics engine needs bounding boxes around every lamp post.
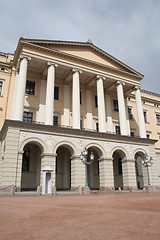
[80,147,94,189]
[141,153,153,188]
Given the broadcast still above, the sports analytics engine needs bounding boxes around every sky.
[0,0,160,93]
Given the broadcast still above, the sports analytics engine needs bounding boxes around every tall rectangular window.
[0,81,3,96]
[54,86,59,100]
[23,111,33,123]
[156,114,160,125]
[80,91,82,105]
[113,99,119,112]
[115,125,120,135]
[128,107,133,120]
[25,80,35,95]
[143,110,148,123]
[53,116,59,126]
[95,95,98,108]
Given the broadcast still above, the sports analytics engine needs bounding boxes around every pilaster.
[71,154,85,188]
[122,159,137,190]
[99,157,114,191]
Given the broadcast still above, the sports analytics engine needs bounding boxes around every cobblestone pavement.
[0,192,160,240]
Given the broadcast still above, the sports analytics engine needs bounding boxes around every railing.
[24,120,141,138]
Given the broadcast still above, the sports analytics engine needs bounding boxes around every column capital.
[47,62,58,68]
[96,75,106,81]
[116,80,125,86]
[72,68,82,74]
[19,55,31,62]
[135,85,141,91]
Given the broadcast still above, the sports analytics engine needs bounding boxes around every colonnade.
[11,56,146,138]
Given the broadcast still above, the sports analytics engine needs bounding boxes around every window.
[80,117,84,130]
[128,107,133,120]
[80,91,82,105]
[143,110,148,123]
[95,95,98,108]
[146,132,151,139]
[53,113,61,126]
[23,111,33,123]
[94,119,99,132]
[25,80,35,95]
[156,114,160,125]
[158,133,160,141]
[113,99,119,112]
[115,125,120,135]
[54,86,60,100]
[130,129,135,137]
[53,116,59,126]
[0,80,3,96]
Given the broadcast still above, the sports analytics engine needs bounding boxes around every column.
[11,70,19,119]
[41,153,56,193]
[105,94,112,132]
[71,154,85,188]
[39,79,46,123]
[116,81,128,135]
[72,69,81,129]
[86,89,92,130]
[63,84,70,126]
[135,86,146,138]
[122,159,137,190]
[125,99,130,136]
[13,57,30,121]
[45,62,58,125]
[97,76,106,132]
[99,157,114,191]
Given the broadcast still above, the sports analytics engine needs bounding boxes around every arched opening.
[21,143,42,191]
[112,150,125,190]
[135,152,145,189]
[87,147,101,190]
[56,145,73,191]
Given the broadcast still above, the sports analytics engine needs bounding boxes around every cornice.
[14,39,143,80]
[0,119,157,145]
[21,38,144,77]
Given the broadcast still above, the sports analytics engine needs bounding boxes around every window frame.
[156,113,160,125]
[128,107,133,120]
[54,85,60,101]
[143,110,149,123]
[94,94,98,108]
[53,112,61,126]
[23,111,33,123]
[25,80,36,96]
[0,79,4,96]
[113,99,119,112]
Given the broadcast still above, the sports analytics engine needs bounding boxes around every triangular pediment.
[17,38,143,78]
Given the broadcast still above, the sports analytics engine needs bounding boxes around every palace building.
[0,38,160,194]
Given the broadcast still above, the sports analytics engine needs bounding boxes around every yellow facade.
[0,38,160,193]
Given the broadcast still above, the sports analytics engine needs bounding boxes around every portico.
[11,48,146,139]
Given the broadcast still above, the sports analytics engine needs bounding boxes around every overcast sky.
[0,0,160,93]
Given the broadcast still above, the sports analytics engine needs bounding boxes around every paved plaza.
[0,192,160,240]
